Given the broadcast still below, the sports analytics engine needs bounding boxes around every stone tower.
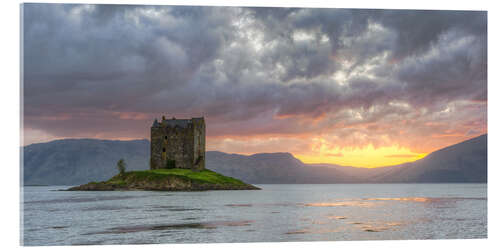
[150,116,206,171]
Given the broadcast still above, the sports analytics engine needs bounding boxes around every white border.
[3,0,498,250]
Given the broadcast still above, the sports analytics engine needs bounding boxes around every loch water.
[21,183,487,245]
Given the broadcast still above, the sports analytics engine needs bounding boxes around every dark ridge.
[22,134,487,185]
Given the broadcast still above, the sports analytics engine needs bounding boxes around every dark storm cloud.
[22,4,487,146]
[377,10,487,60]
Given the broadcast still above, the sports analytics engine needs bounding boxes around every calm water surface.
[21,184,487,245]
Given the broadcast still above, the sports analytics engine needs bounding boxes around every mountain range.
[22,134,487,185]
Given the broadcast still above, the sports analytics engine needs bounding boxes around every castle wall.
[150,117,205,171]
[150,127,163,170]
[162,125,194,169]
[192,118,205,171]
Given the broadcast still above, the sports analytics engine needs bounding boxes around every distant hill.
[306,134,487,183]
[205,151,363,184]
[21,135,487,185]
[370,134,487,183]
[22,139,149,185]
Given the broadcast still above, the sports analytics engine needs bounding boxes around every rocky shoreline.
[66,169,260,191]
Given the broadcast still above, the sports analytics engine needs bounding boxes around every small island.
[67,116,260,191]
[67,168,260,191]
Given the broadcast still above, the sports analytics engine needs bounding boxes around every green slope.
[67,168,260,191]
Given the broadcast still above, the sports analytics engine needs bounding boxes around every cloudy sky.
[22,4,487,167]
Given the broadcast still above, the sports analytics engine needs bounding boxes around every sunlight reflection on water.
[22,184,487,245]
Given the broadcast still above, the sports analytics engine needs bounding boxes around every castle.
[150,116,205,171]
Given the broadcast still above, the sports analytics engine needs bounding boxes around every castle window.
[162,148,166,152]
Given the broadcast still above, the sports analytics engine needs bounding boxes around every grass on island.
[106,168,249,186]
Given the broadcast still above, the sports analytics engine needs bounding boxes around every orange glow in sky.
[205,134,434,168]
[295,144,427,168]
